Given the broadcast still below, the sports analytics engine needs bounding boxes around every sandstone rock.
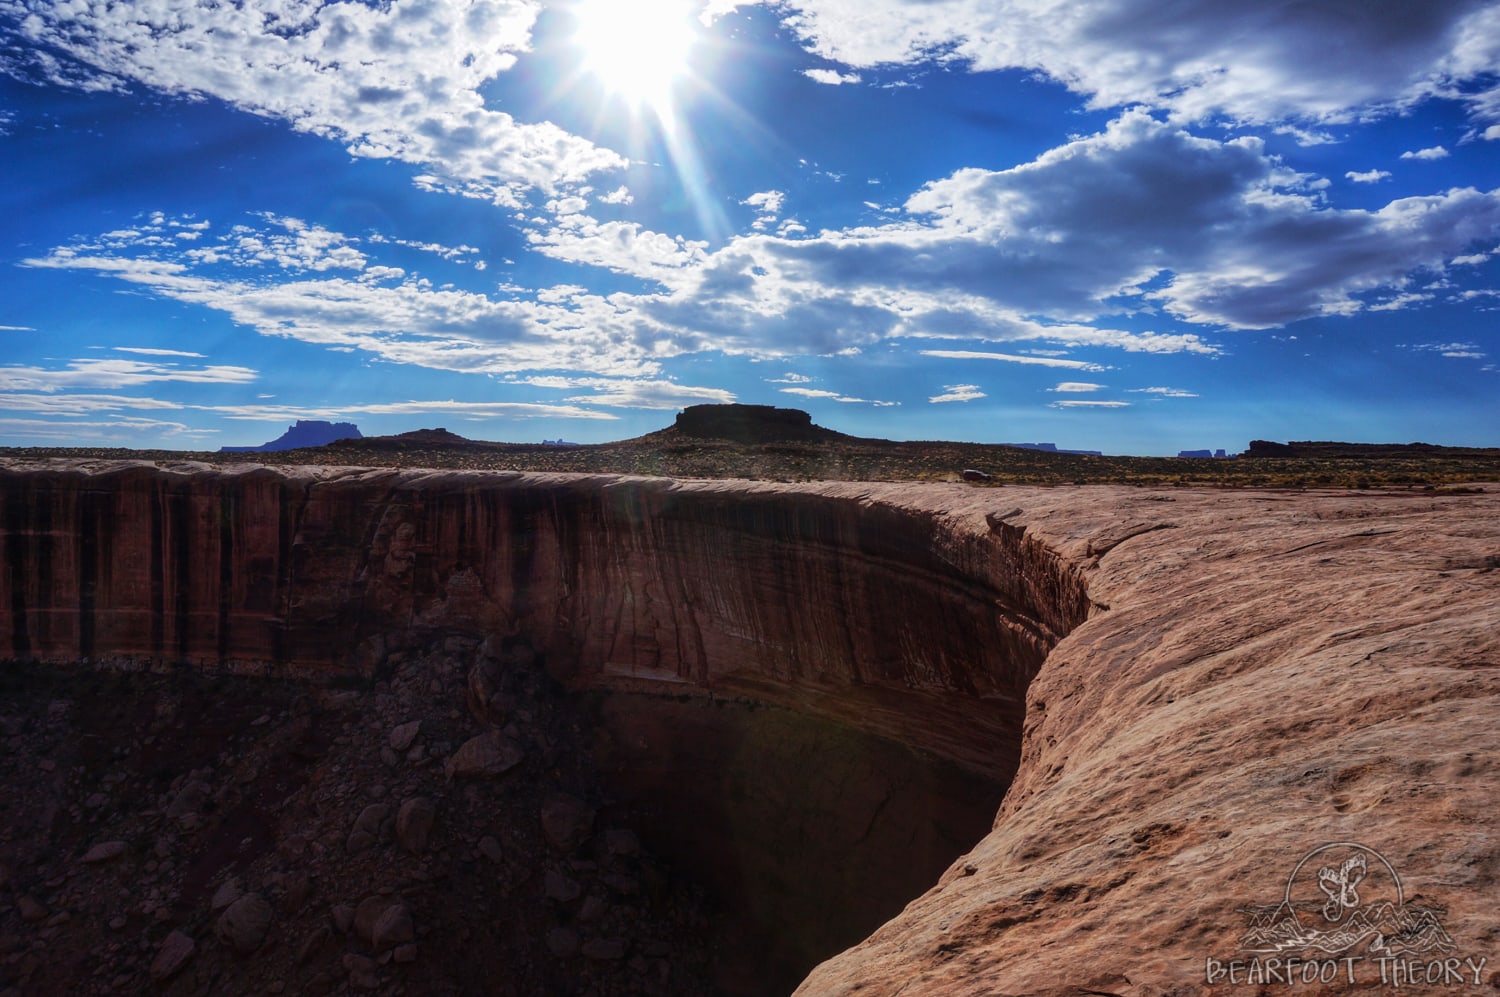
[370,904,414,953]
[477,836,503,864]
[353,896,396,945]
[215,893,273,955]
[395,797,435,854]
[79,840,126,864]
[540,793,594,854]
[393,943,418,964]
[329,904,354,936]
[210,876,243,912]
[346,803,389,854]
[149,930,195,982]
[387,720,421,752]
[444,732,522,779]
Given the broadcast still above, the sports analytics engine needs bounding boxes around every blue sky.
[1,0,1497,456]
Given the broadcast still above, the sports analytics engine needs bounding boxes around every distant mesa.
[1247,440,1500,458]
[328,427,479,449]
[220,419,362,453]
[672,404,847,444]
[1005,442,1104,457]
[1178,449,1231,459]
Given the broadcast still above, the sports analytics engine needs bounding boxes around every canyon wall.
[4,460,1498,995]
[0,460,1089,776]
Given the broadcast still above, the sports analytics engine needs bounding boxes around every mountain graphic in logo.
[1237,842,1456,958]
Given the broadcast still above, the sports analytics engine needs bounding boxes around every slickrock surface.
[799,486,1500,996]
[2,459,1498,995]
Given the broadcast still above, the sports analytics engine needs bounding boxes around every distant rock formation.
[673,404,843,444]
[1177,448,1231,458]
[1247,439,1500,458]
[219,419,361,453]
[1005,442,1105,457]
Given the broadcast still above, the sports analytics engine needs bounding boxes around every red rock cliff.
[0,461,1089,775]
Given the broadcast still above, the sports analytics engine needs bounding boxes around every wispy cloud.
[1049,399,1131,409]
[779,387,898,406]
[108,347,208,358]
[1129,386,1199,397]
[1403,341,1487,359]
[1049,382,1105,393]
[921,350,1107,371]
[0,358,257,392]
[928,384,985,403]
[512,376,736,410]
[202,400,620,422]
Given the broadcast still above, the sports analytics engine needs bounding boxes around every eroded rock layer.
[0,462,1087,777]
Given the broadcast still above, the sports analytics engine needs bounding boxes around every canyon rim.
[1,458,1497,995]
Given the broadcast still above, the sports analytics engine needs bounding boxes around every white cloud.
[765,372,812,383]
[929,383,984,403]
[1404,340,1487,359]
[0,393,185,416]
[1484,125,1500,140]
[742,190,787,231]
[1049,399,1131,409]
[920,350,1107,371]
[203,400,619,421]
[2,0,625,199]
[1401,146,1451,160]
[110,347,208,358]
[0,325,35,331]
[1346,169,1392,183]
[0,358,257,392]
[779,387,898,405]
[0,416,200,443]
[513,376,736,410]
[1049,381,1105,392]
[1129,386,1199,397]
[711,0,1500,126]
[525,215,708,282]
[803,68,862,85]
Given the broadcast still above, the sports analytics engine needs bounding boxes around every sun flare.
[572,0,697,110]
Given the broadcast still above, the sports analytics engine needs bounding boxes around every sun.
[572,0,698,111]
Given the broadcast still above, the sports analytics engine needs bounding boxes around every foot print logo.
[1317,851,1366,923]
[1205,841,1488,987]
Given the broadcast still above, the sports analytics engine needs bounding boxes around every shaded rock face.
[0,464,1085,775]
[672,403,838,443]
[0,462,1086,993]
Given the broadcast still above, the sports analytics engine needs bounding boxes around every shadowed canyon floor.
[1,458,1498,996]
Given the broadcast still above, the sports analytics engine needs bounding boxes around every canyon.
[1,458,1498,995]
